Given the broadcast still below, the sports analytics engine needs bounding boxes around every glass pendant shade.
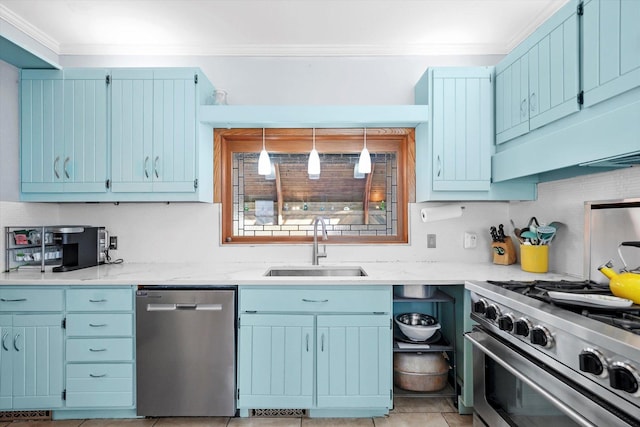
[358,129,371,174]
[308,129,321,176]
[258,129,271,175]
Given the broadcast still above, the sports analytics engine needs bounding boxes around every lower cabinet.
[0,314,64,410]
[237,286,393,417]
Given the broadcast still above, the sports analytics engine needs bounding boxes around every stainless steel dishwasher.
[136,287,236,417]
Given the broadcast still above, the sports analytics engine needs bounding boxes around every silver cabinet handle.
[144,156,150,178]
[302,299,329,303]
[1,298,27,302]
[89,373,107,378]
[147,303,222,311]
[530,92,537,113]
[520,98,528,119]
[321,333,325,352]
[436,155,441,177]
[306,334,309,352]
[89,323,107,327]
[89,348,107,352]
[154,156,160,178]
[13,334,21,352]
[2,333,9,351]
[54,156,60,179]
[89,299,107,303]
[64,157,70,179]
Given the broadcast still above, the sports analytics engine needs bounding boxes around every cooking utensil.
[394,285,436,299]
[497,224,506,242]
[395,313,441,341]
[598,260,640,304]
[393,352,449,392]
[521,230,538,244]
[489,226,499,242]
[618,241,640,272]
[536,225,556,245]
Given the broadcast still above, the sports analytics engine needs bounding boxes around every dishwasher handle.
[147,303,223,312]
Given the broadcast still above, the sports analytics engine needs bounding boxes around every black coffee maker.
[52,226,106,272]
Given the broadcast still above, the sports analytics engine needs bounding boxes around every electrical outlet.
[464,232,478,249]
[427,234,436,248]
[109,236,118,250]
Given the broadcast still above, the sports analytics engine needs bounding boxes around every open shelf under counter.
[393,384,457,399]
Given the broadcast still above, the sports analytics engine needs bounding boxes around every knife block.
[492,237,517,265]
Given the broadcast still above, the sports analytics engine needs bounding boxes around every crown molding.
[505,0,570,52]
[0,4,60,53]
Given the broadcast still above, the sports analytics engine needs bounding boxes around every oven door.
[466,329,638,427]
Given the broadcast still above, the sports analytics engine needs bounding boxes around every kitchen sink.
[264,266,368,277]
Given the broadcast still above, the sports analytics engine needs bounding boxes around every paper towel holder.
[420,204,465,223]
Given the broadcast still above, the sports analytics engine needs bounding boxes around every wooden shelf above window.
[200,105,429,128]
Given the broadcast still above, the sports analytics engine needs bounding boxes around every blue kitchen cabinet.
[316,315,391,408]
[0,289,65,410]
[21,69,109,195]
[237,286,392,417]
[582,0,640,107]
[415,67,536,200]
[238,314,314,409]
[111,68,207,196]
[496,0,580,145]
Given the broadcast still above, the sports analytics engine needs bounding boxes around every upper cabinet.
[415,67,537,201]
[20,68,215,203]
[21,69,109,195]
[582,0,640,107]
[495,0,580,144]
[111,69,200,195]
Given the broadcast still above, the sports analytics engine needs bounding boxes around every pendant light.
[258,128,271,175]
[308,128,321,176]
[358,128,371,174]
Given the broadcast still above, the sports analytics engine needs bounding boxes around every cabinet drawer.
[66,338,133,362]
[66,288,133,312]
[240,287,391,313]
[66,363,133,407]
[66,314,133,337]
[0,289,64,312]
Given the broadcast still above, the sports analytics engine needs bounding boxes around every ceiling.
[0,0,569,57]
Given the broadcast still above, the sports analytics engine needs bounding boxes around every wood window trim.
[214,128,415,244]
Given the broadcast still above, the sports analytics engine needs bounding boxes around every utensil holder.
[520,244,549,273]
[492,237,517,265]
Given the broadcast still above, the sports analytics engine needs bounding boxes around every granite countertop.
[0,261,577,286]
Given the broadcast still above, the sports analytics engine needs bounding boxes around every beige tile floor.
[0,399,472,427]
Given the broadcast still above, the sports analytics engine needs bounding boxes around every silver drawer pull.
[148,303,176,311]
[14,334,21,352]
[0,298,27,302]
[195,304,222,311]
[89,323,107,327]
[302,299,329,303]
[89,348,107,352]
[89,373,107,378]
[1,333,8,351]
[89,299,107,303]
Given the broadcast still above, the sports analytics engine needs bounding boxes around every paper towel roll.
[420,205,463,223]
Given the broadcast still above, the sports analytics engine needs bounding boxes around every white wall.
[509,167,640,277]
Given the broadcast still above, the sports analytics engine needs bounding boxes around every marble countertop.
[0,261,577,286]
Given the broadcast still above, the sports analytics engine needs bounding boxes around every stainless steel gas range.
[466,200,640,427]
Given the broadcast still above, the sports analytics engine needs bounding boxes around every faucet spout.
[312,216,328,265]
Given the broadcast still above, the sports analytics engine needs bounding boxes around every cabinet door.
[21,71,65,193]
[11,315,63,409]
[0,316,12,410]
[528,2,579,130]
[431,68,492,191]
[316,315,391,408]
[111,69,154,193]
[496,55,529,144]
[582,0,640,107]
[238,314,314,409]
[152,69,198,193]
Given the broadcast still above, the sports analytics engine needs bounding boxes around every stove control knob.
[579,348,608,378]
[497,314,515,332]
[473,299,488,315]
[609,362,640,397]
[530,325,554,348]
[514,318,532,337]
[485,304,501,321]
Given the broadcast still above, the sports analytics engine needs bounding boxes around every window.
[214,128,414,244]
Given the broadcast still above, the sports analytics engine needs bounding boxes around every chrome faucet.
[312,216,328,265]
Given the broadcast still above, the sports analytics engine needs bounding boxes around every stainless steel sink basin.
[264,266,368,277]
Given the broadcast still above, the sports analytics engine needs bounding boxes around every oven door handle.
[465,330,599,427]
